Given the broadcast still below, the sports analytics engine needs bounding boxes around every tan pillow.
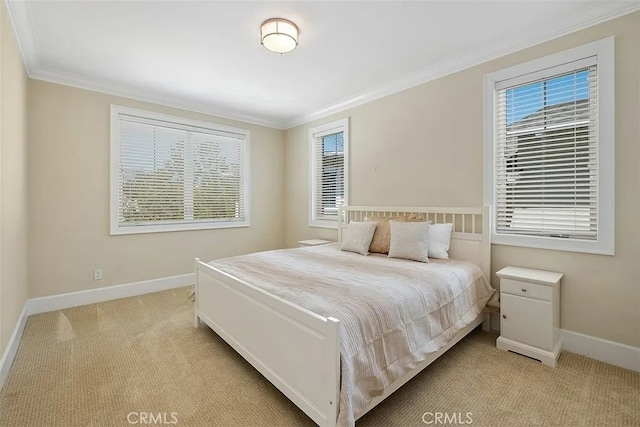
[406,213,425,222]
[364,216,406,254]
[364,214,426,254]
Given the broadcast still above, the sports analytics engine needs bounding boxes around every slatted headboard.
[338,206,491,279]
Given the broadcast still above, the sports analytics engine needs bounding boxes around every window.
[309,118,349,228]
[484,38,614,255]
[110,106,250,234]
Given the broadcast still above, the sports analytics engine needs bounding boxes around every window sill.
[111,220,250,235]
[492,233,614,256]
[309,220,339,230]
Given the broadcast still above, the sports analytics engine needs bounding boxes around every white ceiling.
[7,1,640,129]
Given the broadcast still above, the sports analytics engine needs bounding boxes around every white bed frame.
[194,206,491,427]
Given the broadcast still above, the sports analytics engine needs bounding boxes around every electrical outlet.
[93,269,103,280]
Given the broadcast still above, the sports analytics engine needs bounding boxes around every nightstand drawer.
[501,278,552,302]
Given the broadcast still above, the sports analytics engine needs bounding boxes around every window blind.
[494,61,598,240]
[311,130,345,222]
[116,112,247,229]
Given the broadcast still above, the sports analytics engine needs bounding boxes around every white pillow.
[388,221,430,263]
[429,223,453,259]
[341,221,377,255]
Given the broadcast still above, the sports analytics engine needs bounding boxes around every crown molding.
[5,1,285,129]
[284,2,640,129]
[6,0,640,131]
[30,66,286,129]
[5,0,39,74]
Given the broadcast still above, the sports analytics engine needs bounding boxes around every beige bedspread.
[208,243,494,426]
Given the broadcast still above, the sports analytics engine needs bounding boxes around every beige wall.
[0,2,29,354]
[28,81,285,298]
[285,13,640,347]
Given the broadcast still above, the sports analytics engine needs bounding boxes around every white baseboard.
[0,303,29,388]
[489,321,638,372]
[0,272,194,390]
[561,329,640,372]
[27,273,194,315]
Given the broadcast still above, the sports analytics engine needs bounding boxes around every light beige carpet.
[0,287,638,427]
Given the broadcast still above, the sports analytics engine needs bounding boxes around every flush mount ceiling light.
[261,18,299,54]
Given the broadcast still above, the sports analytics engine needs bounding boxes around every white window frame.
[483,37,614,255]
[110,105,251,235]
[309,118,349,229]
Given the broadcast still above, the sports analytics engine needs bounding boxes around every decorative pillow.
[388,221,430,263]
[341,221,377,256]
[406,213,425,222]
[364,216,407,254]
[429,223,453,259]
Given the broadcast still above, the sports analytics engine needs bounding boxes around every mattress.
[208,243,494,426]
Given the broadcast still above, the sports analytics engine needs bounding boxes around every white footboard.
[194,258,340,427]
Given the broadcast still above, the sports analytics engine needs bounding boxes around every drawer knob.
[521,288,527,292]
[502,314,507,319]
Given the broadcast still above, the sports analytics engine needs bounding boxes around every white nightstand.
[297,239,332,248]
[496,266,563,367]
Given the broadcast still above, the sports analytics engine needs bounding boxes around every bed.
[194,206,494,426]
